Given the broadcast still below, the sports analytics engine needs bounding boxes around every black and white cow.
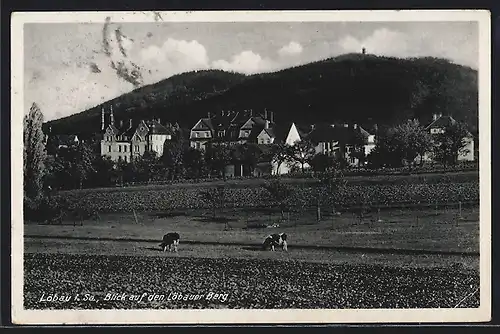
[159,232,180,252]
[262,233,288,252]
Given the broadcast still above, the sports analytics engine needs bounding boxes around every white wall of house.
[271,123,303,175]
[147,134,170,156]
[131,137,148,159]
[190,141,209,150]
[257,130,274,144]
[285,123,301,146]
[458,136,474,161]
[314,141,340,156]
[418,134,475,163]
[101,140,132,162]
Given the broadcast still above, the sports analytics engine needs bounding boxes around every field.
[24,172,481,310]
[48,171,479,213]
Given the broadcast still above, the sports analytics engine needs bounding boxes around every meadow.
[23,171,481,309]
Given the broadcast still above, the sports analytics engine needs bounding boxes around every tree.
[287,140,316,173]
[162,133,186,180]
[136,150,160,182]
[262,179,294,221]
[233,143,262,176]
[309,153,335,173]
[72,142,96,189]
[267,143,291,176]
[393,119,433,166]
[367,128,405,168]
[205,143,232,179]
[347,130,368,168]
[90,155,116,187]
[199,185,228,219]
[313,170,347,221]
[24,102,47,201]
[432,121,471,167]
[183,147,206,179]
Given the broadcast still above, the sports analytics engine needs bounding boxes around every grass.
[24,237,479,270]
[58,170,479,195]
[25,205,479,254]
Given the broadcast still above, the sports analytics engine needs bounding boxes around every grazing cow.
[262,233,288,252]
[159,233,180,252]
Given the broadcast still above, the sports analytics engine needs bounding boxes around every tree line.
[24,102,473,211]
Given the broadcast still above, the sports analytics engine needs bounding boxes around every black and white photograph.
[11,10,491,324]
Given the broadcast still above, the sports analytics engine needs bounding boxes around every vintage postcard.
[11,10,491,324]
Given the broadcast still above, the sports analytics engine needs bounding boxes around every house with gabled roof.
[420,113,475,162]
[190,117,214,150]
[307,122,376,166]
[190,109,276,150]
[252,121,303,176]
[100,106,175,162]
[45,130,81,157]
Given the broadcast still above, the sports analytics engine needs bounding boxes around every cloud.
[138,38,210,83]
[278,41,303,57]
[337,28,411,57]
[212,50,275,74]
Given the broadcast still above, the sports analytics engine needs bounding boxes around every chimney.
[101,107,105,131]
[353,124,358,129]
[270,111,274,124]
[157,118,161,124]
[208,112,211,119]
[344,123,349,128]
[264,108,268,120]
[250,109,253,117]
[362,47,366,55]
[110,105,115,126]
[120,119,124,128]
[129,119,133,129]
[265,120,269,129]
[330,124,335,128]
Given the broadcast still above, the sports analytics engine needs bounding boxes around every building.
[191,109,308,176]
[189,109,275,149]
[45,132,80,157]
[100,106,175,162]
[253,121,304,176]
[307,123,376,166]
[420,113,475,162]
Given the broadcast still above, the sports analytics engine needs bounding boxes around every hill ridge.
[44,53,478,137]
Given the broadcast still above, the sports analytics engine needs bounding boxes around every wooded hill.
[44,53,478,137]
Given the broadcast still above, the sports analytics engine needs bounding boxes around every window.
[135,145,139,152]
[124,156,128,163]
[108,145,111,153]
[118,145,122,152]
[194,132,199,138]
[350,157,355,164]
[124,146,127,153]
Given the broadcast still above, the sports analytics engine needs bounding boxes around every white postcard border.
[10,9,492,325]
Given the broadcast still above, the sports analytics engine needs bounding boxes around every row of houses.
[46,106,475,176]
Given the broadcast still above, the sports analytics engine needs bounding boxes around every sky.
[23,18,479,121]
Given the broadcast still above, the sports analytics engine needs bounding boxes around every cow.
[262,233,288,252]
[159,232,180,252]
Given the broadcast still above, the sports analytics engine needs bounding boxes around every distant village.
[44,104,475,179]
